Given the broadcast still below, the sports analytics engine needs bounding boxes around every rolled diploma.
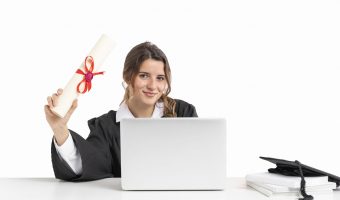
[51,34,115,118]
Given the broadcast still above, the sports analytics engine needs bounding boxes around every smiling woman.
[125,59,167,117]
[44,41,198,181]
[121,42,175,118]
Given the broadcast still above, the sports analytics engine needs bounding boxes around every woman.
[44,42,198,181]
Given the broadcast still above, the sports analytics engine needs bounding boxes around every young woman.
[44,42,198,181]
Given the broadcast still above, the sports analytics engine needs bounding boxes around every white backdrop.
[0,0,339,178]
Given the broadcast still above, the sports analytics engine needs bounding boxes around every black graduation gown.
[51,99,198,181]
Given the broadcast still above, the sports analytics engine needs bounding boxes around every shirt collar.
[116,101,164,122]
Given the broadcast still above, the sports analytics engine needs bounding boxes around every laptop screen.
[120,118,226,190]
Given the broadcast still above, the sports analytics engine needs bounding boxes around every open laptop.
[120,118,226,190]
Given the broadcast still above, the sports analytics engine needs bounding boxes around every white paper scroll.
[51,34,116,118]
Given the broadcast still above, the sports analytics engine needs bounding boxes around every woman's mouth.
[143,91,157,97]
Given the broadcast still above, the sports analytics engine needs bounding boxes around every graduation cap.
[260,156,340,200]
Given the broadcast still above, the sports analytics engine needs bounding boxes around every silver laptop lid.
[120,118,226,190]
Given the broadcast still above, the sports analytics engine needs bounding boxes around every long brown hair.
[121,42,177,117]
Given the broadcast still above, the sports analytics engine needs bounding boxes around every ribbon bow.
[76,56,104,94]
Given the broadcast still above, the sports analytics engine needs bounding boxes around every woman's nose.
[146,78,156,90]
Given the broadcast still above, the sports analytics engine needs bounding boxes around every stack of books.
[246,172,337,199]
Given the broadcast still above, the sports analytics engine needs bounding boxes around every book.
[247,181,336,193]
[247,181,334,198]
[245,172,329,188]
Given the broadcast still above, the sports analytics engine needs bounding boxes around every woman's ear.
[163,84,168,94]
[122,81,128,89]
[127,84,134,98]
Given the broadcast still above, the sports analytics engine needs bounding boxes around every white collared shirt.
[54,101,164,175]
[116,101,164,122]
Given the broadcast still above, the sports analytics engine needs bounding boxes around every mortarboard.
[260,156,340,200]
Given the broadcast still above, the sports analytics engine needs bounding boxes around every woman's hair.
[122,42,177,117]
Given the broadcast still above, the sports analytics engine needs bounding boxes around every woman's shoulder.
[174,99,198,117]
[174,99,194,107]
[87,110,119,130]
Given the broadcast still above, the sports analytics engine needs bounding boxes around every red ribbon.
[76,56,104,94]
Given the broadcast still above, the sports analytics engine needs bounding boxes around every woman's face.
[130,58,167,107]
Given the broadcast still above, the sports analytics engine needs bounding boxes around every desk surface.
[0,177,338,200]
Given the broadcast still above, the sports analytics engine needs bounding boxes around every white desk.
[0,178,338,200]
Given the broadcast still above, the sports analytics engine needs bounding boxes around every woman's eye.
[139,74,149,79]
[157,76,165,81]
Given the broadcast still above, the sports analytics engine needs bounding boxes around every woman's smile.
[143,91,157,97]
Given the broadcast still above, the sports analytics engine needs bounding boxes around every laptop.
[120,118,226,190]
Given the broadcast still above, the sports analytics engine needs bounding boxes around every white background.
[0,0,339,178]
